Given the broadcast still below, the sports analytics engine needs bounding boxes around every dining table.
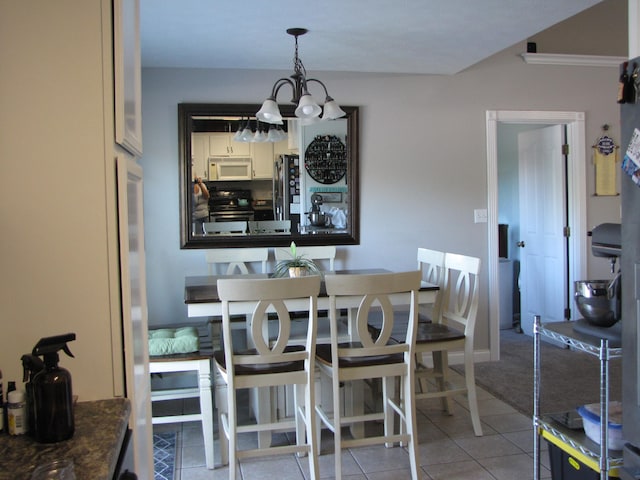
[182,268,439,450]
[184,268,439,320]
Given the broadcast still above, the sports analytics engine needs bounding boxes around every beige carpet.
[452,329,622,416]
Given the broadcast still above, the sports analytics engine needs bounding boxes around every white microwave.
[209,157,252,181]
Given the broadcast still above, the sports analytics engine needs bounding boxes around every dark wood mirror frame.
[178,103,360,248]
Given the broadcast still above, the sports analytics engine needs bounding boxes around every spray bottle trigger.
[61,345,74,359]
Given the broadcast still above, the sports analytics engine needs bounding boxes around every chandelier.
[256,28,346,125]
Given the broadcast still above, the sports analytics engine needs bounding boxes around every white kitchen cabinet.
[252,142,274,179]
[273,138,295,157]
[191,132,209,179]
[114,0,142,157]
[209,132,250,156]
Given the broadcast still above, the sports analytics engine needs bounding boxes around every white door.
[117,156,154,477]
[518,125,568,334]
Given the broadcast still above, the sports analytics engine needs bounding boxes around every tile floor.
[152,369,553,480]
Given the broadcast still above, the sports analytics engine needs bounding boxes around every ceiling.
[140,0,604,75]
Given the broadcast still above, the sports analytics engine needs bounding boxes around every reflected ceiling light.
[238,119,254,142]
[266,124,285,142]
[233,118,248,142]
[253,121,268,142]
[232,118,287,143]
[256,28,346,125]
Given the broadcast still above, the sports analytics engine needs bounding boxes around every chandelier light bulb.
[232,119,244,141]
[256,98,283,124]
[322,97,347,120]
[295,93,322,119]
[253,128,267,142]
[239,123,254,142]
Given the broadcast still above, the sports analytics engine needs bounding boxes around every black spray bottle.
[30,333,76,443]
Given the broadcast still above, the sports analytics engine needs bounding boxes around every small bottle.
[618,61,629,104]
[7,390,27,435]
[5,381,15,432]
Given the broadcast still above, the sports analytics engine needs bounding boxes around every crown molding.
[521,53,627,67]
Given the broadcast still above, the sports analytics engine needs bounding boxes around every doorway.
[486,111,588,361]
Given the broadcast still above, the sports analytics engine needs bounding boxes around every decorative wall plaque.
[304,134,347,184]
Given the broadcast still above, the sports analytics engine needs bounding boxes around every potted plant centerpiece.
[273,242,321,278]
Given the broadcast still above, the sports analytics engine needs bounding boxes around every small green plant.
[273,242,321,277]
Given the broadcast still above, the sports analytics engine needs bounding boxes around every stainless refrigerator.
[273,154,300,221]
[620,56,640,480]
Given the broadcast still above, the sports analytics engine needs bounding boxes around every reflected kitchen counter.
[0,398,130,480]
[301,225,348,235]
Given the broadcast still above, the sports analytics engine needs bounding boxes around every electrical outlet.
[474,209,488,223]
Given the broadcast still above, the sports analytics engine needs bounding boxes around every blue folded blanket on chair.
[148,327,200,356]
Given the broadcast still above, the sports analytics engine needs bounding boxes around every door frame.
[486,110,588,360]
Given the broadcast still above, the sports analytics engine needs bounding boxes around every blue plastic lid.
[577,404,622,429]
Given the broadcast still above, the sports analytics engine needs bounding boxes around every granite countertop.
[0,397,130,480]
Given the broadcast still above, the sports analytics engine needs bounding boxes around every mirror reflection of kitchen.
[190,115,349,236]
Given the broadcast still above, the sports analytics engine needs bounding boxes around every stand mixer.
[574,223,621,331]
[307,193,330,227]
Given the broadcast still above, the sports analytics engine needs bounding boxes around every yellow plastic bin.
[541,428,620,479]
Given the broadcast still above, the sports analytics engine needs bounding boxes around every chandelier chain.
[293,35,306,78]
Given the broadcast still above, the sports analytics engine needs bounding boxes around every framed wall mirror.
[179,103,360,248]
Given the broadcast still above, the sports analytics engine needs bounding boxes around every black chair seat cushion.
[214,345,306,375]
[367,309,432,341]
[415,322,465,343]
[316,342,403,368]
[367,309,464,344]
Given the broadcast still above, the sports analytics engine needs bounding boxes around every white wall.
[140,42,621,352]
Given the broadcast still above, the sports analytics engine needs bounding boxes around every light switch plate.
[474,209,488,223]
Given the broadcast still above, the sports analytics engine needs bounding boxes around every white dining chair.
[203,221,248,236]
[417,247,446,321]
[148,323,215,469]
[204,247,271,442]
[214,275,321,480]
[248,220,291,235]
[315,270,422,480]
[414,252,483,436]
[274,245,336,271]
[204,247,269,275]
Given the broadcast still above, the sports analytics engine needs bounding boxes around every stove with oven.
[207,188,254,223]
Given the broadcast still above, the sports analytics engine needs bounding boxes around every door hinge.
[564,307,571,320]
[563,226,570,237]
[562,144,569,155]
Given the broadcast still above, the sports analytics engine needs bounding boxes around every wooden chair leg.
[255,386,272,448]
[294,383,305,457]
[383,376,395,448]
[314,376,323,456]
[415,353,429,393]
[332,375,343,479]
[305,378,320,479]
[432,351,454,414]
[227,388,238,480]
[215,383,229,466]
[403,373,420,480]
[198,363,215,469]
[464,346,483,436]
